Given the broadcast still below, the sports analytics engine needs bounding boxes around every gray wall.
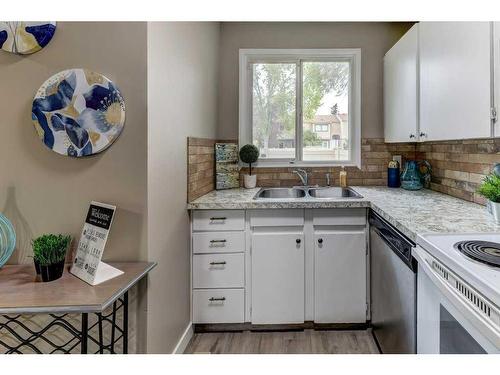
[147,22,220,353]
[217,22,413,139]
[0,22,148,352]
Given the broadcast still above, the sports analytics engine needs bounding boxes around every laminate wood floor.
[184,330,380,354]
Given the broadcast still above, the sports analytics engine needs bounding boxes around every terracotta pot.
[243,174,257,189]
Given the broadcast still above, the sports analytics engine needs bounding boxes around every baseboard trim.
[172,322,193,354]
[193,321,369,333]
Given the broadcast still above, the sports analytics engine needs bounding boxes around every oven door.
[415,247,500,354]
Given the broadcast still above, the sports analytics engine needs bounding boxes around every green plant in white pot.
[239,144,259,189]
[477,173,500,223]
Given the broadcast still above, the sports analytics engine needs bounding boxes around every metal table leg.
[81,313,88,354]
[123,291,128,354]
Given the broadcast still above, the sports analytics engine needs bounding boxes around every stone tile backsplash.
[415,138,500,205]
[187,137,500,205]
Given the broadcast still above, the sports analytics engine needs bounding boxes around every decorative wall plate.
[32,69,126,157]
[0,22,56,55]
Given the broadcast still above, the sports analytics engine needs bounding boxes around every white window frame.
[239,48,361,168]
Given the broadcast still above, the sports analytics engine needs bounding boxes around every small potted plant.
[32,234,71,282]
[239,144,259,189]
[477,173,500,223]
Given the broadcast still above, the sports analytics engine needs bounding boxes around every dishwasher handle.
[369,210,416,271]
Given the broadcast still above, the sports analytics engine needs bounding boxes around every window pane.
[302,61,350,161]
[252,63,296,159]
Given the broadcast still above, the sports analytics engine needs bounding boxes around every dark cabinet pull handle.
[296,239,301,244]
[210,239,227,243]
[318,238,323,244]
[209,297,226,302]
[209,261,227,266]
[210,217,227,221]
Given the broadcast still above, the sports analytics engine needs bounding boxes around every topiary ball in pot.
[239,144,259,188]
[32,234,71,282]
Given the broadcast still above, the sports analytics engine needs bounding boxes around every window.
[239,49,361,167]
[314,124,329,132]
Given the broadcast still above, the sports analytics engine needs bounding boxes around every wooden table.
[0,262,156,354]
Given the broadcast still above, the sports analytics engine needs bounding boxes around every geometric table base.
[0,292,128,354]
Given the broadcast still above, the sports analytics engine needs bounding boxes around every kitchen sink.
[308,187,363,199]
[255,187,306,199]
[253,187,363,200]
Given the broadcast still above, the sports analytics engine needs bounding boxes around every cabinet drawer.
[249,209,304,227]
[192,289,245,323]
[193,253,244,288]
[192,232,245,254]
[192,210,245,231]
[312,208,366,226]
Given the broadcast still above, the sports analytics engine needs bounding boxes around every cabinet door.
[494,22,500,137]
[314,230,367,323]
[420,22,492,141]
[251,232,305,324]
[384,24,419,143]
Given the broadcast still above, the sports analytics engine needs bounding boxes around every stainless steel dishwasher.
[369,210,417,354]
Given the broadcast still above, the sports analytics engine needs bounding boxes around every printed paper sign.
[70,201,123,285]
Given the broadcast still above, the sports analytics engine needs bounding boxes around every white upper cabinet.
[419,22,492,141]
[494,23,500,137]
[384,24,419,143]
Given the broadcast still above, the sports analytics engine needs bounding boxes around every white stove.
[414,233,500,354]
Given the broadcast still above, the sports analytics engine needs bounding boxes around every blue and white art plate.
[0,22,56,55]
[32,69,126,157]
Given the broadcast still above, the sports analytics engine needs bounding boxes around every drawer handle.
[209,297,226,302]
[210,239,227,244]
[209,261,227,266]
[210,217,227,221]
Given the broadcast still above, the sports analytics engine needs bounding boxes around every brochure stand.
[70,201,123,286]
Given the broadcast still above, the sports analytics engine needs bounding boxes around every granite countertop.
[187,186,500,241]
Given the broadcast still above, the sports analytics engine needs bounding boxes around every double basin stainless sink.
[254,186,363,200]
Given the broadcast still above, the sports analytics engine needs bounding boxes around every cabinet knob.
[318,238,323,244]
[296,238,301,244]
[409,134,416,139]
[419,132,427,138]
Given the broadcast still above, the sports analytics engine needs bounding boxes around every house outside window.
[239,49,361,167]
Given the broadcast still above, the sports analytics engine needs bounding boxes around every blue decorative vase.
[401,160,423,190]
[0,213,16,268]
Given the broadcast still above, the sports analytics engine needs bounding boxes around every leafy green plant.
[477,173,500,203]
[32,234,71,266]
[239,144,260,175]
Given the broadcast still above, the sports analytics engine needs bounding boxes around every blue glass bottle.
[401,160,423,190]
[0,213,16,268]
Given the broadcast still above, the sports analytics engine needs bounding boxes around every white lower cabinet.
[251,231,305,324]
[193,289,245,324]
[191,208,367,326]
[193,253,244,289]
[314,230,367,323]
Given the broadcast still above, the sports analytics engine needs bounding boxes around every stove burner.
[454,240,500,267]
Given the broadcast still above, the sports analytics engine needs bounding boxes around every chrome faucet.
[293,169,308,186]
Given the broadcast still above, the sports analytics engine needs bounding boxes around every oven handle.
[413,246,500,349]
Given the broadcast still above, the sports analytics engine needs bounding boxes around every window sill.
[243,161,361,169]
